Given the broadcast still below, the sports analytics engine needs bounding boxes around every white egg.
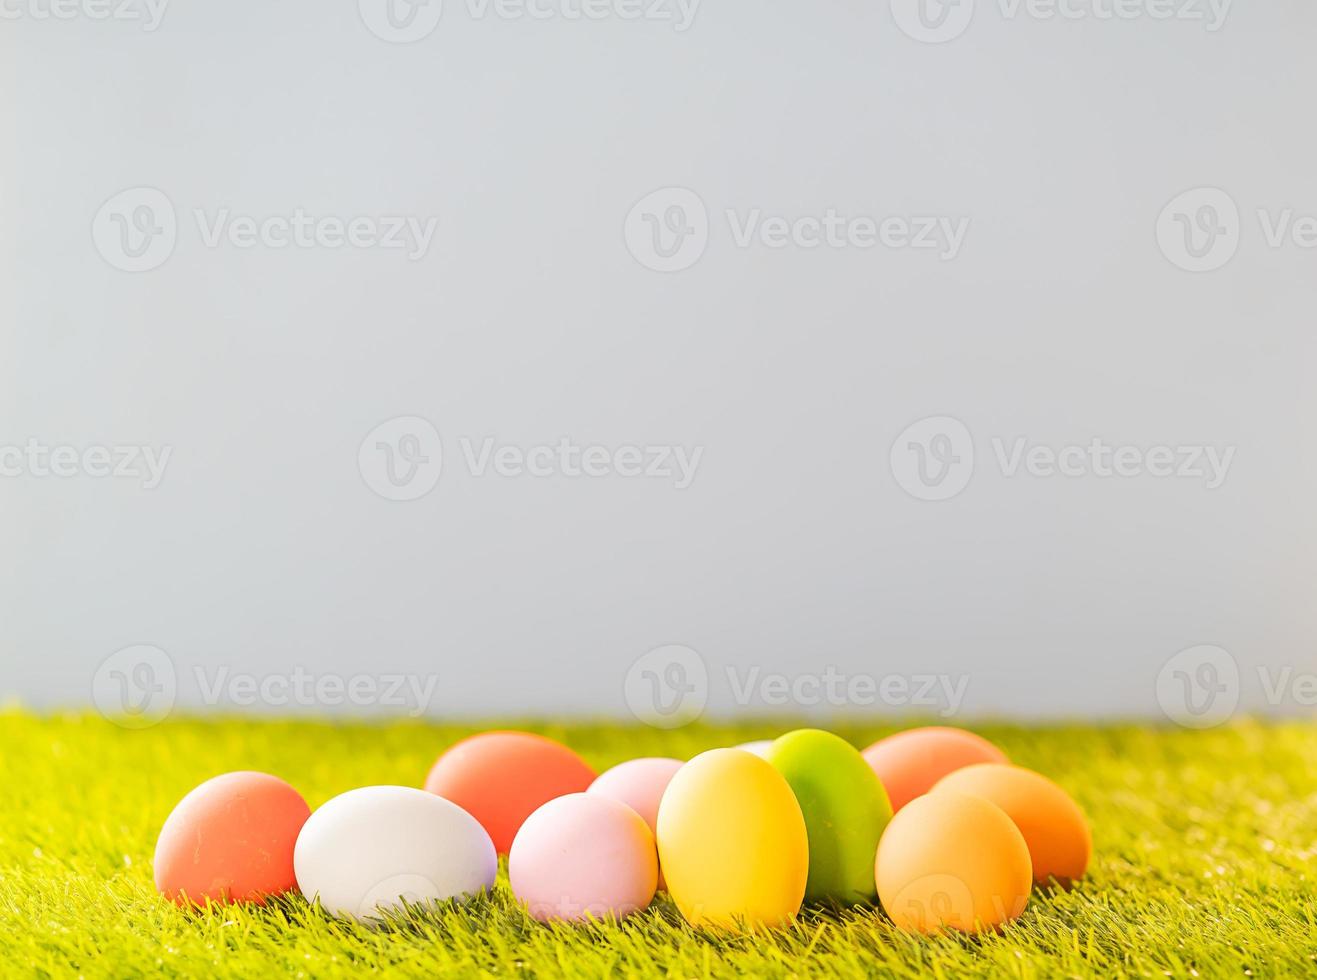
[735,740,774,758]
[294,785,496,921]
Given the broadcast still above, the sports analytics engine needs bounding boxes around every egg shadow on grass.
[1033,874,1082,897]
[801,895,878,919]
[646,903,841,951]
[861,897,1042,950]
[291,889,519,943]
[165,889,308,924]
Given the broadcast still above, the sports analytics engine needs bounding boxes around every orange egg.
[875,791,1031,934]
[424,731,596,854]
[862,727,1007,812]
[933,763,1091,887]
[153,771,310,906]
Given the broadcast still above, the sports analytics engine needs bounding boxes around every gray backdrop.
[3,0,1314,725]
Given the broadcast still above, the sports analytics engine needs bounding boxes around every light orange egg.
[875,791,1031,934]
[933,763,1091,887]
[153,771,310,906]
[861,727,1007,812]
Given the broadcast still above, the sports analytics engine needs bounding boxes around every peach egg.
[509,793,658,923]
[153,771,310,907]
[933,763,1091,887]
[861,727,1008,812]
[424,731,596,855]
[875,790,1032,934]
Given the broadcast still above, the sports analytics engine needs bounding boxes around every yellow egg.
[656,748,808,929]
[875,791,1032,934]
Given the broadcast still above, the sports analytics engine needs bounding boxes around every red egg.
[153,771,310,906]
[424,731,596,854]
[862,727,1008,812]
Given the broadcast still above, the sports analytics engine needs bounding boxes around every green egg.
[766,729,893,905]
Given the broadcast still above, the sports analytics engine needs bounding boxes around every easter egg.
[588,758,683,832]
[734,740,774,758]
[933,764,1091,886]
[294,785,496,921]
[424,731,596,854]
[153,771,309,906]
[875,790,1031,934]
[656,748,808,929]
[765,729,892,904]
[509,793,657,922]
[587,758,682,889]
[861,727,1008,812]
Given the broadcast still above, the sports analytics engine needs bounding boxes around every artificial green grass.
[1,712,1314,978]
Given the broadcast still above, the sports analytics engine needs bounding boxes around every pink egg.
[509,793,658,923]
[587,758,682,890]
[587,758,682,833]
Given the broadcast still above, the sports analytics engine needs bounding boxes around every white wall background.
[2,0,1315,722]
